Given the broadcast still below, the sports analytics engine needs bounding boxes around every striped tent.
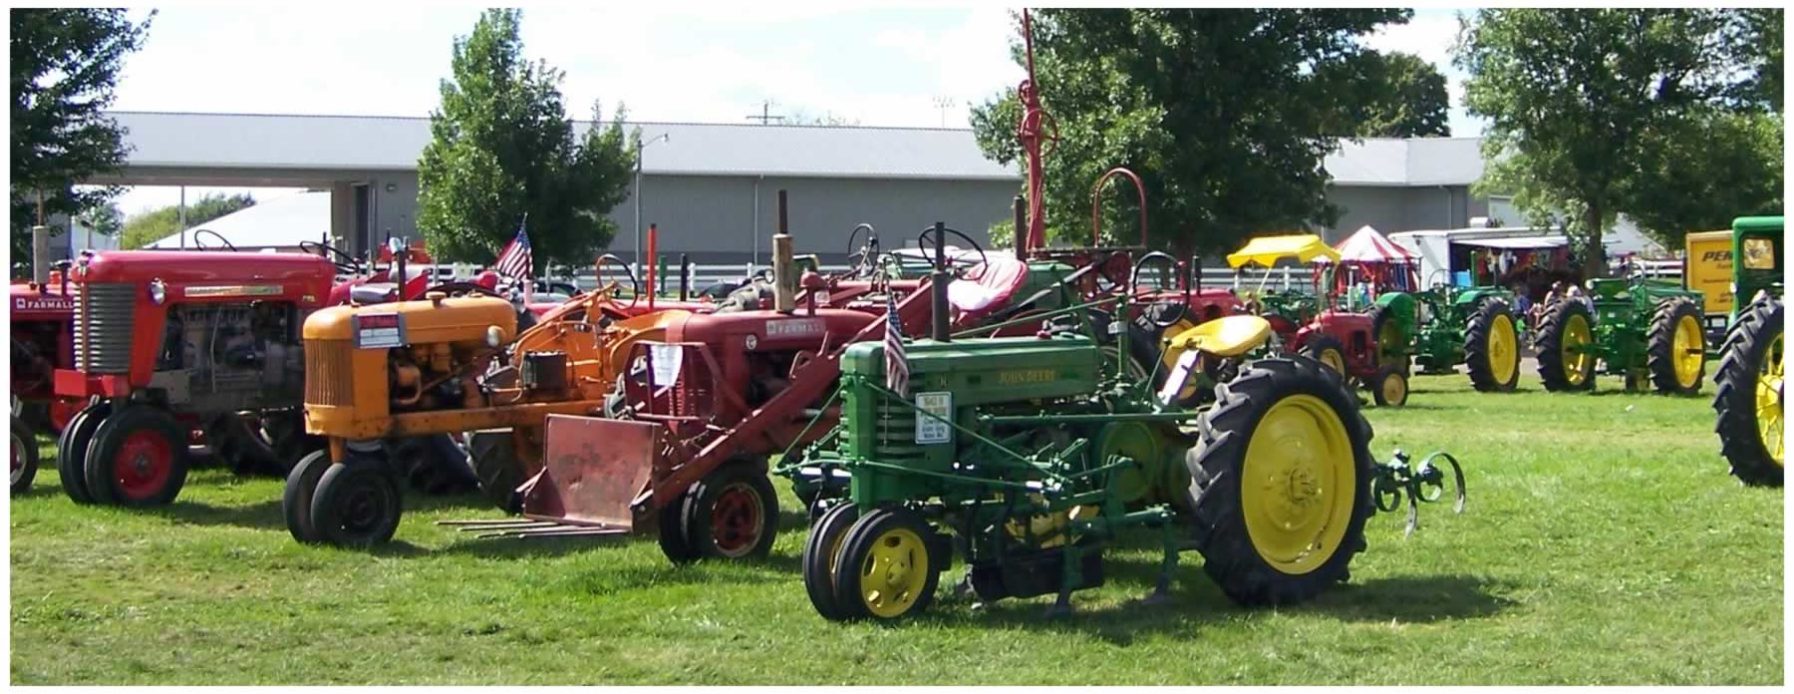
[1321,225,1419,295]
[1331,225,1416,263]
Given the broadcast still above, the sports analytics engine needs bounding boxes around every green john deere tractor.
[1712,215,1783,487]
[1534,275,1708,395]
[783,278,1386,622]
[1380,284,1524,392]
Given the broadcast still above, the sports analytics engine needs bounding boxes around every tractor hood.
[304,295,519,347]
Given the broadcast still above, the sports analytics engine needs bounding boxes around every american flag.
[493,217,532,280]
[884,292,909,397]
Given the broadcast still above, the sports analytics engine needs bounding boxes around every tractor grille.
[304,340,354,406]
[73,283,137,374]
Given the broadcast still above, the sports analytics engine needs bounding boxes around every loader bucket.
[444,414,659,539]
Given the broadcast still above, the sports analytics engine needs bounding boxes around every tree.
[1316,50,1451,137]
[11,9,153,264]
[1457,9,1778,278]
[74,200,121,236]
[1622,110,1783,250]
[119,193,255,249]
[969,9,1412,256]
[416,9,635,271]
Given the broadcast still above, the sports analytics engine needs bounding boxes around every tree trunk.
[1582,204,1606,280]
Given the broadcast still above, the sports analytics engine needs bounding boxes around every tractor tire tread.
[1712,293,1783,486]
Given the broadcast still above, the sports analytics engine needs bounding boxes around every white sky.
[105,4,1481,219]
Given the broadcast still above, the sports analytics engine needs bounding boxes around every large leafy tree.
[1316,50,1451,138]
[970,9,1412,256]
[10,8,152,267]
[1457,9,1780,276]
[118,192,255,249]
[417,9,635,270]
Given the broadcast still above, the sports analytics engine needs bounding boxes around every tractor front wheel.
[1372,365,1409,407]
[1648,297,1707,396]
[283,449,333,543]
[833,507,942,622]
[82,405,189,507]
[1185,357,1374,606]
[56,400,110,504]
[1714,294,1783,486]
[310,452,404,548]
[803,501,860,621]
[682,460,779,561]
[12,415,40,494]
[1536,300,1597,392]
[1464,298,1520,392]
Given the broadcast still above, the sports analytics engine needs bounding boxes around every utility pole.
[933,96,955,128]
[746,99,785,125]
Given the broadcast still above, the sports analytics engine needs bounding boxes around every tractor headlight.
[149,278,167,305]
[486,326,504,349]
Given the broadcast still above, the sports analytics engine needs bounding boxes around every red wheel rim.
[710,483,763,557]
[113,430,173,501]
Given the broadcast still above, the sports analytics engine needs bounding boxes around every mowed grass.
[9,370,1783,685]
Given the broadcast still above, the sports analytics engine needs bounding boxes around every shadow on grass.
[149,499,287,531]
[1303,574,1516,623]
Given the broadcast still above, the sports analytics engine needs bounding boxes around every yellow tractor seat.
[1165,315,1273,358]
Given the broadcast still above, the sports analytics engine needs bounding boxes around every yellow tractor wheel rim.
[1489,313,1517,385]
[1159,319,1199,400]
[1672,314,1704,388]
[1382,373,1407,404]
[1239,394,1356,575]
[1758,332,1784,467]
[1378,319,1404,365]
[1562,313,1593,385]
[858,526,930,618]
[1320,348,1346,374]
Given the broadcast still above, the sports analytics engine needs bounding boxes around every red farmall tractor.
[11,269,80,494]
[1225,234,1410,406]
[52,249,341,506]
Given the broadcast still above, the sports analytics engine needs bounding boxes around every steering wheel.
[301,240,364,275]
[915,226,988,272]
[192,228,237,252]
[424,281,506,300]
[594,253,640,311]
[846,223,880,278]
[1131,252,1187,328]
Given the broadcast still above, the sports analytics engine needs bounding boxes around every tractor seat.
[1166,315,1273,358]
[350,283,397,305]
[947,257,1029,316]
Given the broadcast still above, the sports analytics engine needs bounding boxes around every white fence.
[438,262,1323,295]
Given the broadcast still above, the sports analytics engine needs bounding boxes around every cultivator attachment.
[440,415,657,539]
[1372,450,1466,537]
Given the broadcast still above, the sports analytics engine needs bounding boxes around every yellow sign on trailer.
[1684,230,1733,317]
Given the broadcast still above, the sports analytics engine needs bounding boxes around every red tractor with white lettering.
[11,270,81,494]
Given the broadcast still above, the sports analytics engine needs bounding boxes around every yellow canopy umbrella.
[1225,234,1341,269]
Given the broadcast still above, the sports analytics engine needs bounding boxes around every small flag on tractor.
[884,292,910,397]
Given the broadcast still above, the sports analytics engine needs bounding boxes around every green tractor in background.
[1534,273,1708,395]
[1711,216,1783,487]
[1380,284,1524,392]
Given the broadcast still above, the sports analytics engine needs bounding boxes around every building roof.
[110,111,1487,186]
[146,189,331,249]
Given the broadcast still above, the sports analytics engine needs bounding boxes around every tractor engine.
[301,295,519,439]
[152,301,307,413]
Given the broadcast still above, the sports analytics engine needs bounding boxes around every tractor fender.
[1372,292,1417,338]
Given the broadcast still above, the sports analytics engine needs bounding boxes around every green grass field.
[10,371,1783,685]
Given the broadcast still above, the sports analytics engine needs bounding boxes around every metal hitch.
[1372,449,1466,537]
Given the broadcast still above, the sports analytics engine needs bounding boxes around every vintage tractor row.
[1709,216,1783,487]
[1534,276,1708,395]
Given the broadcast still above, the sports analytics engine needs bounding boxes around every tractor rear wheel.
[682,460,779,561]
[1713,294,1783,486]
[1648,297,1707,396]
[1299,334,1349,376]
[83,405,189,507]
[466,429,524,513]
[56,400,110,504]
[284,449,333,543]
[1368,305,1409,376]
[1536,300,1598,392]
[803,501,860,621]
[209,412,281,477]
[262,410,324,476]
[12,415,40,494]
[394,434,478,496]
[1185,357,1373,606]
[833,506,941,622]
[1371,365,1409,407]
[1464,298,1521,392]
[310,452,404,548]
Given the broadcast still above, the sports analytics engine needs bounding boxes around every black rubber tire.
[394,434,478,496]
[1647,297,1707,396]
[1368,305,1409,376]
[1184,357,1374,606]
[311,454,404,548]
[466,429,524,513]
[683,460,779,561]
[210,412,281,477]
[1464,298,1521,392]
[1298,334,1349,376]
[832,506,942,622]
[12,415,40,494]
[284,449,333,543]
[57,401,110,504]
[16,400,52,436]
[82,405,189,507]
[1713,293,1784,487]
[1536,300,1597,392]
[802,501,860,621]
[1371,364,1409,407]
[657,487,700,565]
[262,410,324,477]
